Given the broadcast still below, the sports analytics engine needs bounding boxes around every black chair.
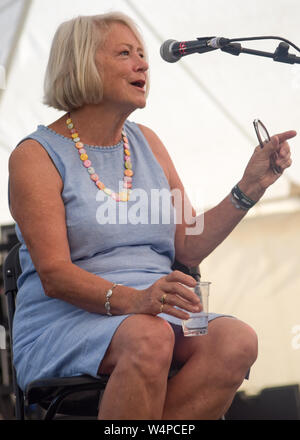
[3,242,200,420]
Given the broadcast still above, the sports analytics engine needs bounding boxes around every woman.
[9,12,295,420]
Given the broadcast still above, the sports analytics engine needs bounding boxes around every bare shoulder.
[137,123,185,193]
[10,138,53,162]
[137,123,172,183]
[137,124,169,157]
[9,138,63,189]
[9,137,64,221]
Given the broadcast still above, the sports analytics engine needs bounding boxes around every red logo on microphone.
[179,42,187,55]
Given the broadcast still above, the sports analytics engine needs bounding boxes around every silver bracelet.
[230,194,249,211]
[231,184,257,210]
[104,283,121,316]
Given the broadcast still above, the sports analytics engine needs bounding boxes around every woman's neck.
[69,104,130,146]
[48,103,131,147]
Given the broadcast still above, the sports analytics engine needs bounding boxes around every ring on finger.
[159,303,164,313]
[160,294,168,305]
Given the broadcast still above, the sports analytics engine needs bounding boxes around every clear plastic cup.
[182,281,210,336]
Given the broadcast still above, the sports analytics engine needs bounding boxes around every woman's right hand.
[135,271,203,320]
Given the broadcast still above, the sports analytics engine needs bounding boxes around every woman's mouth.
[130,80,146,91]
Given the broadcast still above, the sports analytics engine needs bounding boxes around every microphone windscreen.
[160,39,179,63]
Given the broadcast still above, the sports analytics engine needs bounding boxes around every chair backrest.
[3,242,21,336]
[2,242,24,419]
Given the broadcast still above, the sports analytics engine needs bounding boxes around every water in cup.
[182,281,210,337]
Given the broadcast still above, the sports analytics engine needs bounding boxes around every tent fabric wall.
[0,0,30,68]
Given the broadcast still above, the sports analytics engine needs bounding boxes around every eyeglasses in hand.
[253,119,281,175]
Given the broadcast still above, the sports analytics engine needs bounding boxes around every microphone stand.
[220,41,300,64]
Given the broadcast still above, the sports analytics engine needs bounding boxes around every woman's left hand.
[239,130,297,201]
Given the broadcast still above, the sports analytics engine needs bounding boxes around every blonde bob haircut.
[43,12,149,112]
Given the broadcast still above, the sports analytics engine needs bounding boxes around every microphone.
[160,37,230,63]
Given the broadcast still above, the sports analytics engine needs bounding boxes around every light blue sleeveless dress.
[12,120,227,391]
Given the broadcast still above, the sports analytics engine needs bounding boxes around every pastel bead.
[124,169,134,177]
[90,174,99,182]
[96,181,105,190]
[119,191,129,202]
[83,160,92,168]
[66,118,134,202]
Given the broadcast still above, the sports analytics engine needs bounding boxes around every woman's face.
[96,22,149,111]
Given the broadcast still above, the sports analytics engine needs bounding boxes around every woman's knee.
[112,315,175,376]
[218,319,258,384]
[231,321,258,366]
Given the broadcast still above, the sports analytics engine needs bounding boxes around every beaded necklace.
[66,113,133,202]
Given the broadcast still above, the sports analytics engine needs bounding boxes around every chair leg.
[13,379,25,420]
[44,393,68,420]
[15,388,25,420]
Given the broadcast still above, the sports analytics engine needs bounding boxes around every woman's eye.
[120,50,129,56]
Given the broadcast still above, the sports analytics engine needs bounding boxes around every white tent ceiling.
[1,0,300,225]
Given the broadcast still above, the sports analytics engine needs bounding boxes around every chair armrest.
[172,260,201,281]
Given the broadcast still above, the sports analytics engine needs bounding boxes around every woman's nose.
[134,55,149,73]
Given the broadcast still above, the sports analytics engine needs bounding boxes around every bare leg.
[97,315,175,420]
[162,318,258,420]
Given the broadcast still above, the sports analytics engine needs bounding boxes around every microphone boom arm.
[220,41,300,64]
